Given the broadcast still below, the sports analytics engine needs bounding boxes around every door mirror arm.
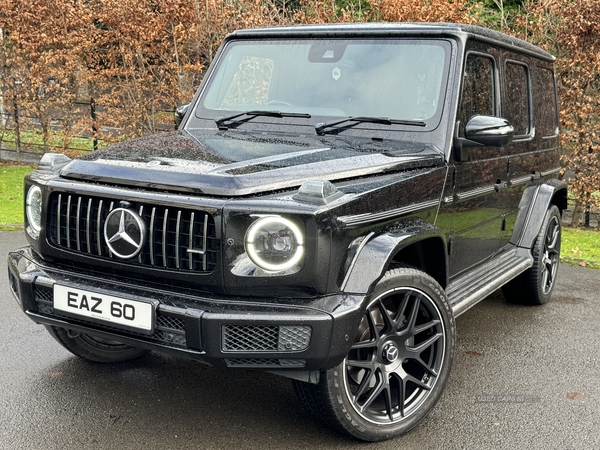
[174,103,191,128]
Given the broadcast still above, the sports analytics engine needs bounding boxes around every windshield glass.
[199,38,451,125]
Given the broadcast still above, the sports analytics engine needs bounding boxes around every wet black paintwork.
[9,23,565,373]
[62,131,444,196]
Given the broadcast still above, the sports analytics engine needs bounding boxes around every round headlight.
[26,185,43,234]
[245,216,304,272]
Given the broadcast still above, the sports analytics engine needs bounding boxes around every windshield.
[198,38,451,126]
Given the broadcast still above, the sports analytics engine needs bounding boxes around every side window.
[535,68,559,137]
[457,54,496,136]
[503,62,531,136]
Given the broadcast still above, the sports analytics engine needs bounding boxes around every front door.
[437,46,510,278]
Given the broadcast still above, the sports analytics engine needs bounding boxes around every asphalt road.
[2,230,600,449]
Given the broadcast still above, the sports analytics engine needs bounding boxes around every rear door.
[499,53,561,246]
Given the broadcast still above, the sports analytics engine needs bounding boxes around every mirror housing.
[174,103,191,128]
[453,115,514,161]
[465,115,514,147]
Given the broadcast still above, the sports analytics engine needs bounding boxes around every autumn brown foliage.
[1,0,599,212]
[372,0,474,23]
[0,0,293,146]
[518,0,600,214]
[0,0,87,152]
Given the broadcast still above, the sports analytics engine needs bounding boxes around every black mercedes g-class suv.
[8,23,565,441]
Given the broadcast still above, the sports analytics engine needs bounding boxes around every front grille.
[222,325,312,352]
[47,192,218,272]
[34,286,187,348]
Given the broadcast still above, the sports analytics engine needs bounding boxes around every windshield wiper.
[214,110,311,130]
[314,116,426,135]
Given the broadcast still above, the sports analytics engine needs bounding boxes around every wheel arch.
[509,179,568,250]
[341,220,448,295]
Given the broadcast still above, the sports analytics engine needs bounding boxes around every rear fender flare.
[510,179,568,250]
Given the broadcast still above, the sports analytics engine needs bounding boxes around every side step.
[447,247,533,317]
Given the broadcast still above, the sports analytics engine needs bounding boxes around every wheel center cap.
[382,342,400,363]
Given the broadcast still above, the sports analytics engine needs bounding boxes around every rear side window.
[535,68,559,137]
[503,62,531,137]
[457,54,495,136]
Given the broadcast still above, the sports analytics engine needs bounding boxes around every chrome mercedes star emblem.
[103,208,146,259]
[383,342,399,363]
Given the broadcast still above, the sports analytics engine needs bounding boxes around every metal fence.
[0,98,176,164]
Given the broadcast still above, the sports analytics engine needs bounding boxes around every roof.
[229,22,555,62]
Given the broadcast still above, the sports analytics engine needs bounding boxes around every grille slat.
[96,200,103,256]
[48,193,217,273]
[202,214,208,271]
[138,205,144,264]
[149,207,156,265]
[66,195,72,248]
[107,201,114,258]
[86,198,92,253]
[57,194,62,245]
[175,210,181,269]
[75,197,82,251]
[162,209,168,267]
[188,212,194,270]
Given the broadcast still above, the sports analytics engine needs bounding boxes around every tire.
[502,204,561,305]
[45,325,148,363]
[293,265,455,442]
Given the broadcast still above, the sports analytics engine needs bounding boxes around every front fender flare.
[341,222,447,295]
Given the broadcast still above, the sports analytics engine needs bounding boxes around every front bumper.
[7,247,365,372]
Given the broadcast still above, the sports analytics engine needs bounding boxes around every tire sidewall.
[324,267,455,442]
[531,205,561,304]
[46,326,147,363]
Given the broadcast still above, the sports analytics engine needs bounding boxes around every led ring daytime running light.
[245,216,304,272]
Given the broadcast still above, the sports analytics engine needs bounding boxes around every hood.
[60,131,444,196]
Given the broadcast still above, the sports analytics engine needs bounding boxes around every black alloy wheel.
[538,209,561,296]
[294,265,455,441]
[344,286,446,423]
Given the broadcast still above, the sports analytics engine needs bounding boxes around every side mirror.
[465,115,514,147]
[174,103,191,128]
[453,115,514,161]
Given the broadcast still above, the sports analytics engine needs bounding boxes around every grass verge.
[1,128,98,152]
[0,163,36,229]
[561,226,600,269]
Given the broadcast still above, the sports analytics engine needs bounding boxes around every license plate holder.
[53,284,156,335]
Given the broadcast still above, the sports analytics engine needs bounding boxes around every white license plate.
[53,284,154,332]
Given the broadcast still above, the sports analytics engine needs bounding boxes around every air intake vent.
[222,325,311,352]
